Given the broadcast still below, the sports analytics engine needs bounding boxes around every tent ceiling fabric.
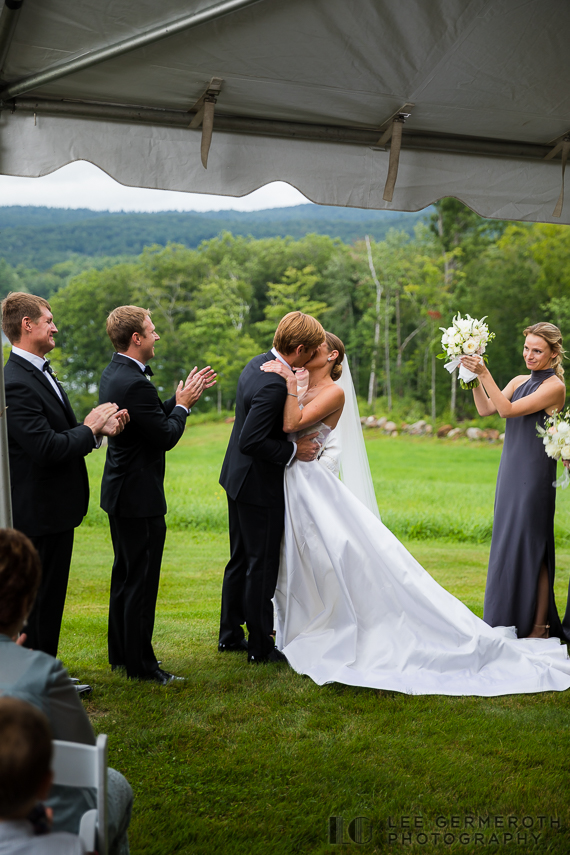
[1,0,569,223]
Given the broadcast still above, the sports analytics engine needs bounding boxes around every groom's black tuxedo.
[4,351,95,655]
[220,351,294,505]
[99,352,188,678]
[219,351,294,660]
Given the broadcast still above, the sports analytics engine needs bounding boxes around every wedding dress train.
[274,422,570,696]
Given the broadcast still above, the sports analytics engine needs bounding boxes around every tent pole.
[0,0,263,100]
[0,0,24,75]
[0,334,12,529]
[5,97,556,163]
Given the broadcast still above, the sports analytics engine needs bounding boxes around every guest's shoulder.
[23,831,85,854]
[0,634,61,678]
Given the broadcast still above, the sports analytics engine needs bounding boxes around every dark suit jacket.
[219,351,294,507]
[99,353,187,518]
[4,352,93,537]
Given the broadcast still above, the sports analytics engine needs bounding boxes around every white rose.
[562,445,570,460]
[463,339,478,354]
[557,421,570,435]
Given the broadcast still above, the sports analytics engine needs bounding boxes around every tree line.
[3,200,570,421]
[0,205,424,271]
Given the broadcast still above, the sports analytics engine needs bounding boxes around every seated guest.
[0,696,86,854]
[0,529,132,855]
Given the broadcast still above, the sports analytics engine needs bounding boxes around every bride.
[260,332,570,696]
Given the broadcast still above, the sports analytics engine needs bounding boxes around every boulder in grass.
[437,424,453,438]
[466,427,483,440]
[447,427,463,439]
[376,416,387,429]
[384,420,397,433]
[365,416,377,426]
[499,433,505,441]
[425,424,433,434]
[224,416,235,423]
[408,419,427,435]
[391,430,399,437]
[485,428,500,441]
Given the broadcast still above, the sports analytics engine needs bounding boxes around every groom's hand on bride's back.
[295,433,320,462]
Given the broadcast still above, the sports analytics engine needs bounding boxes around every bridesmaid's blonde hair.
[523,322,565,379]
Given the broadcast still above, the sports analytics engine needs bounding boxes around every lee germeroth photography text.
[328,814,561,846]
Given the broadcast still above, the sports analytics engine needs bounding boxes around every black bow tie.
[43,360,57,380]
[143,365,154,377]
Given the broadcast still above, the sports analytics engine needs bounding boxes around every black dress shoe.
[218,639,248,653]
[138,668,185,685]
[248,649,288,665]
[75,684,93,697]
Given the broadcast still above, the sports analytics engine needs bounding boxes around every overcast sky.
[0,160,310,213]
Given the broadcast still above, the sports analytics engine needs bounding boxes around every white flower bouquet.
[537,409,570,488]
[438,313,495,389]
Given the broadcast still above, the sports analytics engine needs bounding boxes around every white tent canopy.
[0,0,569,224]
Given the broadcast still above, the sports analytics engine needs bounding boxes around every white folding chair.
[52,734,108,855]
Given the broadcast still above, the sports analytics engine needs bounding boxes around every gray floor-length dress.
[484,368,570,640]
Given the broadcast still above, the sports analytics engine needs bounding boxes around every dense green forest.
[2,200,570,421]
[0,204,426,270]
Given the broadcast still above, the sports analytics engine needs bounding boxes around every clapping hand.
[84,403,130,437]
[176,366,217,409]
[99,408,130,437]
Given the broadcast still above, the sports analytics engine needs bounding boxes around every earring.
[327,357,333,362]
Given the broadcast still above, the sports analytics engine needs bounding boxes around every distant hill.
[0,204,430,270]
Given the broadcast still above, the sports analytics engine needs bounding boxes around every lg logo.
[328,816,373,845]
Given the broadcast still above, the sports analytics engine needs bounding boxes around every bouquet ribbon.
[443,356,481,383]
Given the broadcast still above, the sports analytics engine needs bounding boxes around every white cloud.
[0,160,310,212]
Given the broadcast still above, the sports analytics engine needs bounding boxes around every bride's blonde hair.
[325,332,345,381]
[523,322,565,379]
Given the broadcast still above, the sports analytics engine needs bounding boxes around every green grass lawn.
[57,426,570,854]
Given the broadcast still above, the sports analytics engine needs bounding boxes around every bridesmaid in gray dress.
[462,322,570,641]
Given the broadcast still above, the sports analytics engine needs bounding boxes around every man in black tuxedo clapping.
[99,305,215,685]
[2,292,128,658]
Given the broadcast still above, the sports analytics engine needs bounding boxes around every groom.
[219,311,325,663]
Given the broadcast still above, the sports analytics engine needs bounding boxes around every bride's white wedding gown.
[274,422,570,696]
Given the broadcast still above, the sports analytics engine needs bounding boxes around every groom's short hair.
[273,312,324,354]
